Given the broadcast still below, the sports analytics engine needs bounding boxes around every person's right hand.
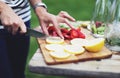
[0,2,26,34]
[34,6,75,39]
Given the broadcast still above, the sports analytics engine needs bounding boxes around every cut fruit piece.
[49,50,71,59]
[70,38,88,46]
[45,44,63,51]
[64,45,85,55]
[84,38,105,52]
[46,36,64,44]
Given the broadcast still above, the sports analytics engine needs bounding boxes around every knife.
[26,27,48,38]
[0,22,47,38]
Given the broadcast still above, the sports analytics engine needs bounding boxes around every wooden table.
[29,48,120,78]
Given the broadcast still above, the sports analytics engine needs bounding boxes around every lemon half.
[64,45,85,55]
[46,36,64,44]
[84,38,105,52]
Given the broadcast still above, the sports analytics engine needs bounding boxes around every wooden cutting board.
[37,28,112,65]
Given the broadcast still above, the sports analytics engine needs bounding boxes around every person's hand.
[57,11,75,28]
[0,2,26,34]
[35,7,75,39]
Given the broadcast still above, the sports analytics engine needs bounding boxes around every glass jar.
[104,0,120,51]
[90,0,110,37]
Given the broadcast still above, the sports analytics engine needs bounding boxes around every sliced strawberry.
[52,31,58,37]
[62,33,71,40]
[48,26,56,34]
[60,28,69,33]
[69,29,79,39]
[78,31,86,39]
[76,27,81,31]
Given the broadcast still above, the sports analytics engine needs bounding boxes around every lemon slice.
[49,50,71,59]
[46,36,64,44]
[84,38,105,52]
[64,45,85,55]
[70,38,88,46]
[45,44,63,51]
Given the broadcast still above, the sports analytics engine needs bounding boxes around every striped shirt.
[1,0,31,22]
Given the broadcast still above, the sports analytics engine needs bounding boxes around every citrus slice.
[64,45,85,55]
[70,38,88,46]
[49,50,71,59]
[84,38,105,52]
[45,44,63,51]
[46,36,64,44]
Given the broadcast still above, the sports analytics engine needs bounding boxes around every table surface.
[29,48,120,78]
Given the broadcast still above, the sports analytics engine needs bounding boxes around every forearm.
[0,1,13,19]
[29,0,47,18]
[29,0,42,6]
[0,1,7,14]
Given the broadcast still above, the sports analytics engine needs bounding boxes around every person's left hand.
[35,7,75,39]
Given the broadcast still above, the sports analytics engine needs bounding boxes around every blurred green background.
[26,0,96,78]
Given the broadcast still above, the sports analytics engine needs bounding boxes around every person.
[0,0,75,78]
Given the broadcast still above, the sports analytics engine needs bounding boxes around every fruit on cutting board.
[64,45,85,55]
[84,38,105,52]
[47,26,86,40]
[45,44,64,51]
[49,50,71,59]
[46,36,64,44]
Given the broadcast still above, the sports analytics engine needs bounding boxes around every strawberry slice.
[69,29,79,39]
[62,33,71,40]
[48,26,56,34]
[52,31,58,36]
[78,31,86,39]
[60,28,69,33]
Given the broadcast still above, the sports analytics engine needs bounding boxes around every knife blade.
[26,27,48,38]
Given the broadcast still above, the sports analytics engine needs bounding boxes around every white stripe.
[14,6,30,15]
[19,11,31,21]
[13,3,29,12]
[19,11,31,18]
[3,0,23,6]
[3,0,28,8]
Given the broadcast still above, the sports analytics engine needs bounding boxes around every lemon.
[45,44,63,51]
[70,38,89,46]
[84,38,105,52]
[49,50,71,59]
[64,45,85,55]
[46,36,64,44]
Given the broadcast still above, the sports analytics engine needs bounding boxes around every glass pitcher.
[105,0,120,51]
[90,0,110,37]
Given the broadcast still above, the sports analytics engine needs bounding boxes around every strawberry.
[47,26,85,40]
[95,21,102,27]
[69,29,79,39]
[52,31,58,36]
[60,28,69,33]
[76,27,81,31]
[78,31,86,39]
[48,26,56,34]
[62,33,71,40]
